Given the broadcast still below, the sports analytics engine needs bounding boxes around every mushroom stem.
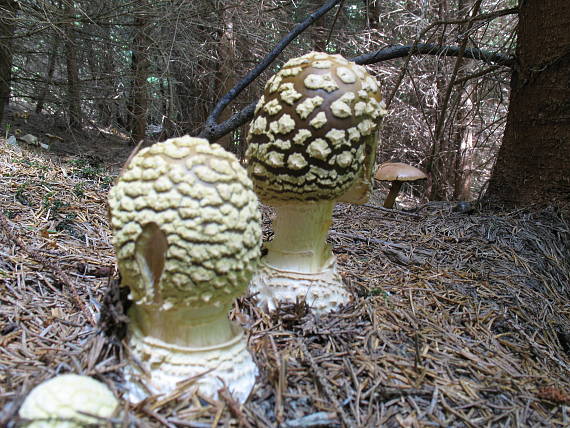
[383,181,403,209]
[129,304,234,348]
[265,201,335,273]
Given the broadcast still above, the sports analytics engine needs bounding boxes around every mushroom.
[374,162,427,209]
[245,51,387,314]
[45,133,64,145]
[18,374,118,427]
[108,136,261,403]
[17,134,39,146]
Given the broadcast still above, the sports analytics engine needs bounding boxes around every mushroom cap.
[246,51,387,205]
[374,162,427,182]
[108,136,261,309]
[18,374,118,427]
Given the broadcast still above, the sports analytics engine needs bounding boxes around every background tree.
[0,0,18,123]
[485,0,570,208]
[127,4,152,144]
[1,0,531,208]
[63,1,82,129]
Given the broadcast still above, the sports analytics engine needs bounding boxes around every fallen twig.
[218,385,253,428]
[361,203,423,218]
[282,411,340,428]
[0,211,96,326]
[330,230,429,265]
[299,341,354,428]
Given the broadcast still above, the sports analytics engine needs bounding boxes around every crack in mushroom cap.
[245,51,386,204]
[108,136,261,309]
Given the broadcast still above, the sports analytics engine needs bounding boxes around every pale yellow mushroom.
[108,136,261,402]
[18,374,118,428]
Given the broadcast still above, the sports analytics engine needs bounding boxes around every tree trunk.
[485,0,570,208]
[99,37,117,127]
[0,0,18,123]
[429,0,478,201]
[35,34,58,114]
[426,0,451,201]
[452,0,475,201]
[301,0,330,51]
[128,12,151,145]
[453,115,474,201]
[215,3,237,148]
[63,3,82,129]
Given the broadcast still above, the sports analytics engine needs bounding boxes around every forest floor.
[0,132,569,427]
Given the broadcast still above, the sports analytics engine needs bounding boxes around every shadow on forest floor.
[1,103,136,172]
[0,138,569,427]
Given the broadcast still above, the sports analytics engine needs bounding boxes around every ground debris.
[1,142,569,427]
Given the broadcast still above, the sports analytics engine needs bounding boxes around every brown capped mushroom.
[45,133,64,144]
[245,51,387,314]
[374,162,427,209]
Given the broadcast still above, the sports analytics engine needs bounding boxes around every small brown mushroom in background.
[45,133,64,145]
[375,162,427,209]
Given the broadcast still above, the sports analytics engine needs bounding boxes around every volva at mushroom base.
[18,374,118,427]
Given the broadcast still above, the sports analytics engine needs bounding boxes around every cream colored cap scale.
[108,136,261,310]
[246,52,387,204]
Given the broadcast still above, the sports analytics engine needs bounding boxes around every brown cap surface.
[245,52,386,205]
[374,162,427,181]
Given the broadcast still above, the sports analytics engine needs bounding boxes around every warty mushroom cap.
[108,136,261,310]
[18,374,118,427]
[375,162,427,182]
[246,51,387,205]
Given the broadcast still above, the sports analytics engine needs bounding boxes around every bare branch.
[204,100,257,143]
[201,43,513,143]
[452,64,505,86]
[198,0,343,141]
[352,43,514,68]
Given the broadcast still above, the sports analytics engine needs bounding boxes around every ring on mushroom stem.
[108,136,261,403]
[245,51,387,314]
[374,162,427,209]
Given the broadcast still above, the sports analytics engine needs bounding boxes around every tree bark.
[486,0,570,208]
[35,34,58,114]
[63,2,82,129]
[215,3,238,148]
[0,0,18,123]
[128,12,151,145]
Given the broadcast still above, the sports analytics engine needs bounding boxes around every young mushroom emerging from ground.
[108,136,261,403]
[18,374,118,427]
[375,162,427,209]
[245,51,387,314]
